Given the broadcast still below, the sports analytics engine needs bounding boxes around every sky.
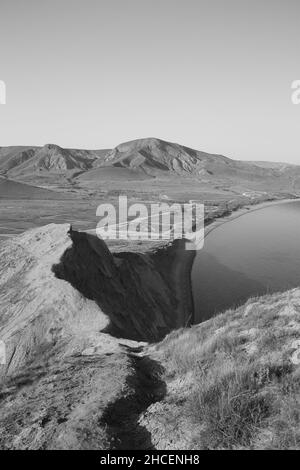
[0,0,300,163]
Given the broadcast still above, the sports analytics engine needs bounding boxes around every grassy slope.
[141,289,300,449]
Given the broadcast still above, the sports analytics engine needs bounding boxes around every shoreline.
[187,196,300,325]
[204,197,300,240]
[2,196,300,333]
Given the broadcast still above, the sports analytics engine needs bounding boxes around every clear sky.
[0,0,299,163]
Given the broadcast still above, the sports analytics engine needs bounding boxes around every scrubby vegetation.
[141,289,300,449]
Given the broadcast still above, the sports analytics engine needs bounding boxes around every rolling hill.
[78,138,300,189]
[0,176,72,199]
[1,138,300,191]
[0,144,109,177]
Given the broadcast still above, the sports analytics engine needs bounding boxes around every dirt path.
[100,347,166,450]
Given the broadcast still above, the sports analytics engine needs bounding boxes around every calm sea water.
[192,201,300,323]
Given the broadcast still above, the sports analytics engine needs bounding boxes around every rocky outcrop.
[52,229,179,341]
[0,222,299,449]
[0,223,196,449]
[0,223,195,380]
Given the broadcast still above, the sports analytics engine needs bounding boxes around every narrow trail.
[100,347,166,450]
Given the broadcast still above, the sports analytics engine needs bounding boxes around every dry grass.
[151,289,300,449]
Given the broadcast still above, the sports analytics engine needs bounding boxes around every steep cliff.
[0,223,194,449]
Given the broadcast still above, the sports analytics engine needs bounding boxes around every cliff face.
[0,223,184,448]
[0,223,194,381]
[52,230,179,342]
[0,223,197,449]
[0,223,299,449]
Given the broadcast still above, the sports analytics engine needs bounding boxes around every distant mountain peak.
[42,143,64,151]
[0,138,299,190]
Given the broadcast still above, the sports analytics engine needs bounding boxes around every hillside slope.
[0,176,71,199]
[0,224,182,379]
[0,144,110,177]
[142,290,300,449]
[0,223,177,449]
[0,223,299,449]
[2,139,299,191]
[79,138,300,190]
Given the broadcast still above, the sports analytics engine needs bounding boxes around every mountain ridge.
[1,138,300,189]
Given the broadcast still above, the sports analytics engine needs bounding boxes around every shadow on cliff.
[52,229,192,342]
[99,349,166,449]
